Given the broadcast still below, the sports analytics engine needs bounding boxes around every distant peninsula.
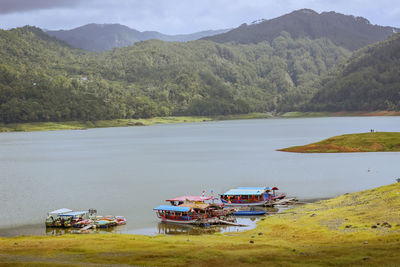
[279,132,400,153]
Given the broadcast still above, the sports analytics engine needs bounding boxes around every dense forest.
[306,33,400,111]
[0,26,350,123]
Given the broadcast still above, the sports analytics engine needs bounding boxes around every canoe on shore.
[232,210,267,216]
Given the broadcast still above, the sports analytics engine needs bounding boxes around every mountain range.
[46,24,230,52]
[204,9,399,51]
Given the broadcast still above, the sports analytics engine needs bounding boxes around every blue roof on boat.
[59,211,88,216]
[222,188,269,196]
[154,205,191,212]
[237,187,270,190]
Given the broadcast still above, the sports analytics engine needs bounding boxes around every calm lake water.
[0,117,399,236]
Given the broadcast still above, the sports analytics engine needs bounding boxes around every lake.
[0,116,399,236]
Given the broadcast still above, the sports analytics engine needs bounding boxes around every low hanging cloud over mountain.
[0,0,399,34]
[0,0,82,14]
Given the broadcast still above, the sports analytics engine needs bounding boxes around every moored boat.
[271,187,286,200]
[45,208,73,227]
[154,205,199,224]
[220,186,286,206]
[232,209,267,216]
[154,203,235,225]
[45,208,126,230]
[220,187,272,206]
[95,220,112,228]
[115,216,127,225]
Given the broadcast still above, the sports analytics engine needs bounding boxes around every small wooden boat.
[233,210,266,216]
[271,187,287,200]
[95,220,112,228]
[73,219,94,228]
[115,216,127,225]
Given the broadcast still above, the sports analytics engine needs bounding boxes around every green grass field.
[1,112,400,133]
[0,114,274,133]
[1,183,399,266]
[0,117,212,132]
[279,132,400,153]
[280,111,400,118]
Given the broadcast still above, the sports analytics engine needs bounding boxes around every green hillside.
[307,33,400,111]
[0,26,350,123]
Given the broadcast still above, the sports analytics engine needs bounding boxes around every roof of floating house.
[166,195,212,202]
[222,187,271,196]
[48,208,73,215]
[237,187,270,190]
[59,211,88,217]
[154,205,191,212]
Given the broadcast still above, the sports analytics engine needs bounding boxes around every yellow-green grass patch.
[279,132,400,153]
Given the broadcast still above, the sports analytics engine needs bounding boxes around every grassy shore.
[0,183,399,266]
[1,111,400,133]
[0,114,273,133]
[281,110,400,118]
[279,132,400,153]
[0,117,212,132]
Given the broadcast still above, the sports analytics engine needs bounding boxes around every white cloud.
[0,0,398,33]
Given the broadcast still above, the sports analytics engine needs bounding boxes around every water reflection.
[0,206,286,237]
[155,214,272,235]
[157,222,219,235]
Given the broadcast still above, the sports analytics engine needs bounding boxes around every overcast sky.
[0,0,399,34]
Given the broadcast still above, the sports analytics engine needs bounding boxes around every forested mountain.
[204,9,398,51]
[46,24,230,52]
[306,33,400,111]
[0,26,350,122]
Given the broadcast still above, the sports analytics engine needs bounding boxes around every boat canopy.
[222,188,269,196]
[179,203,212,210]
[59,211,88,217]
[48,208,72,215]
[237,187,270,190]
[154,205,191,212]
[166,195,212,202]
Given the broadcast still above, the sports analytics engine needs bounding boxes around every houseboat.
[220,187,281,206]
[154,203,235,225]
[45,209,126,229]
[46,211,89,228]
